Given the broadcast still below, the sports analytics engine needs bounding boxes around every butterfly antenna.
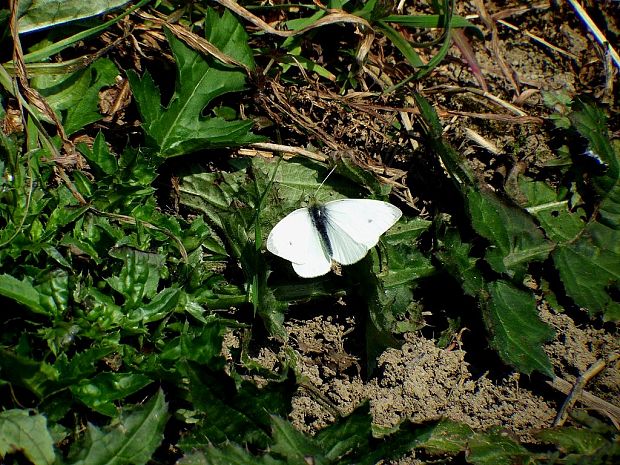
[313,164,337,198]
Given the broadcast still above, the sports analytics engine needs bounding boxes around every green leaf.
[0,274,46,315]
[569,100,619,204]
[17,0,132,33]
[435,226,484,297]
[315,402,372,462]
[0,409,55,465]
[376,21,424,68]
[35,269,69,318]
[520,177,584,243]
[106,247,164,308]
[125,287,181,325]
[270,416,323,463]
[55,346,116,382]
[179,444,284,465]
[32,58,118,135]
[482,281,555,376]
[553,225,620,321]
[383,14,479,30]
[536,427,608,455]
[413,94,475,187]
[520,157,620,320]
[0,350,59,398]
[70,372,152,417]
[360,418,470,465]
[160,319,229,368]
[419,418,475,454]
[468,189,553,276]
[78,132,118,176]
[179,363,295,450]
[127,11,264,158]
[68,389,168,465]
[467,429,529,465]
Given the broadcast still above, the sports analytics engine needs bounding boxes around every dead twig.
[472,0,521,96]
[496,19,579,61]
[136,10,253,75]
[551,353,620,427]
[213,0,372,38]
[567,0,620,71]
[247,142,328,163]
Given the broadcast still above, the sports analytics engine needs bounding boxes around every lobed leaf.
[127,10,264,158]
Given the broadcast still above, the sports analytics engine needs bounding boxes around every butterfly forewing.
[267,208,332,277]
[322,199,402,248]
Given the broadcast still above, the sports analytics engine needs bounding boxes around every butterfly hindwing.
[322,217,369,265]
[292,256,332,278]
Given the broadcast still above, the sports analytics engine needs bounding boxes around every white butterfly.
[267,199,402,278]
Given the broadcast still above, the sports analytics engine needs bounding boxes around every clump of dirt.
[369,335,555,433]
[236,305,618,441]
[277,318,556,437]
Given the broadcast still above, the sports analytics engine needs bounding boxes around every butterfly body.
[267,199,402,278]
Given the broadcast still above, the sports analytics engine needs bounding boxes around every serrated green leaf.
[0,273,46,314]
[126,287,181,325]
[204,8,255,70]
[106,248,164,308]
[0,350,58,397]
[71,372,152,417]
[180,363,295,450]
[520,177,585,242]
[468,189,553,276]
[68,389,168,465]
[163,320,229,367]
[419,418,474,454]
[536,427,608,455]
[270,416,323,464]
[35,269,69,318]
[483,281,554,376]
[127,10,264,157]
[180,444,285,465]
[360,420,456,465]
[54,346,116,381]
[78,132,118,176]
[435,227,484,297]
[0,409,55,465]
[315,402,372,462]
[75,287,124,335]
[384,217,432,244]
[553,224,620,320]
[467,429,530,465]
[32,59,118,135]
[569,100,619,200]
